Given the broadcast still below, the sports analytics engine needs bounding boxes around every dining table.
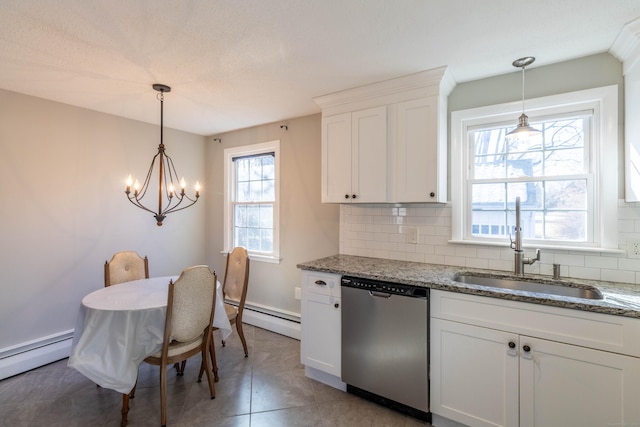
[67,275,232,394]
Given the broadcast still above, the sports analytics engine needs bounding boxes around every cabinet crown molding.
[313,66,456,111]
[610,16,640,74]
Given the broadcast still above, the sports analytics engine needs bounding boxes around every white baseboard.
[431,414,469,427]
[304,365,346,391]
[0,331,73,380]
[242,308,301,340]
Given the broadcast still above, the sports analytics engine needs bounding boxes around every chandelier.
[506,56,541,141]
[125,84,200,226]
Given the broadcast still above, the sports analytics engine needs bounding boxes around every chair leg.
[199,332,219,382]
[211,337,219,382]
[202,340,216,399]
[120,393,130,427]
[173,361,186,375]
[237,321,248,357]
[160,363,167,427]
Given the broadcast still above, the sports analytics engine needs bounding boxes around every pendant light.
[125,84,200,226]
[506,56,540,140]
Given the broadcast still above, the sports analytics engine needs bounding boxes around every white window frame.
[451,85,619,252]
[223,140,281,263]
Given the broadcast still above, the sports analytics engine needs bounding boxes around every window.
[224,140,280,262]
[451,86,618,251]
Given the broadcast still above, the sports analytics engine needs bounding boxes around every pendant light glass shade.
[506,57,540,141]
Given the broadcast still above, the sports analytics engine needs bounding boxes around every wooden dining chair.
[104,251,149,286]
[194,247,250,382]
[219,246,250,356]
[122,265,217,427]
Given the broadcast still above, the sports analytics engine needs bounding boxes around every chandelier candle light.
[125,84,200,226]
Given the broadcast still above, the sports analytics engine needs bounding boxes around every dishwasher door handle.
[369,291,392,298]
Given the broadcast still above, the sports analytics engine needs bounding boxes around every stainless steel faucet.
[510,197,540,275]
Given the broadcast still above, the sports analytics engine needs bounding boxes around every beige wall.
[448,52,624,198]
[205,114,340,317]
[0,89,208,350]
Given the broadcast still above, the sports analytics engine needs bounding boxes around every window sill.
[221,251,282,264]
[448,239,625,255]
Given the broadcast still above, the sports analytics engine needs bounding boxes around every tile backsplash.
[340,200,640,285]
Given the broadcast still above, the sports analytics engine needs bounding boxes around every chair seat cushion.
[148,334,204,359]
[224,302,238,321]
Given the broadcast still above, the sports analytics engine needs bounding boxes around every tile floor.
[0,325,432,427]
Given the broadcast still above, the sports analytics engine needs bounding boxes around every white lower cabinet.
[520,335,640,427]
[431,290,640,427]
[300,289,341,376]
[431,318,519,427]
[300,270,343,387]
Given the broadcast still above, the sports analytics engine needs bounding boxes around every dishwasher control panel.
[341,276,428,298]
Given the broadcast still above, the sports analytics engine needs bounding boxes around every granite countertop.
[297,254,640,319]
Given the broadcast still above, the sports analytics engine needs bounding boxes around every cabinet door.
[430,318,519,427]
[321,113,352,203]
[351,106,387,202]
[395,97,441,202]
[519,336,640,427]
[300,290,341,377]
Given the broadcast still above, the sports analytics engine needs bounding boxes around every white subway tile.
[584,255,618,269]
[466,258,489,269]
[553,254,585,267]
[454,246,478,258]
[601,269,635,284]
[567,266,600,281]
[406,252,425,263]
[424,254,446,264]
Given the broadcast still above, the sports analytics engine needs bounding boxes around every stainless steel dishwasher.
[341,275,430,421]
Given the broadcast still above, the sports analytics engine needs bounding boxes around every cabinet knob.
[314,280,327,286]
[344,194,349,199]
[334,303,340,308]
[352,194,357,199]
[523,344,531,353]
[430,192,435,198]
[508,341,516,349]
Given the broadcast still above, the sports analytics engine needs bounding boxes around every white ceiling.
[2,0,640,136]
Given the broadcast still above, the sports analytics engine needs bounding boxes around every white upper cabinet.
[321,107,387,203]
[395,96,445,202]
[315,67,455,204]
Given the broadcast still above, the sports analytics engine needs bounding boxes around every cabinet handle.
[314,280,327,286]
[334,303,340,308]
[508,341,516,349]
[523,344,531,353]
[430,192,435,197]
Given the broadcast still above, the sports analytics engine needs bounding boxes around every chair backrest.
[222,247,250,307]
[169,265,216,343]
[104,251,149,287]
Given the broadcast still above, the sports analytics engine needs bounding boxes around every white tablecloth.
[68,276,232,394]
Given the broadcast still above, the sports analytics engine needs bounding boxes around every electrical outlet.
[407,227,418,244]
[294,287,301,300]
[628,239,640,258]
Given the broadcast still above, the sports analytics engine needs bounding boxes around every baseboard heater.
[0,330,74,380]
[228,300,301,340]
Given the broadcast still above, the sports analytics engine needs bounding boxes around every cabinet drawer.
[302,271,341,297]
[431,290,640,357]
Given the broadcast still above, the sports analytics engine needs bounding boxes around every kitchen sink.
[453,273,604,300]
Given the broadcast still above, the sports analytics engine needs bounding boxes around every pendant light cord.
[521,66,526,115]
